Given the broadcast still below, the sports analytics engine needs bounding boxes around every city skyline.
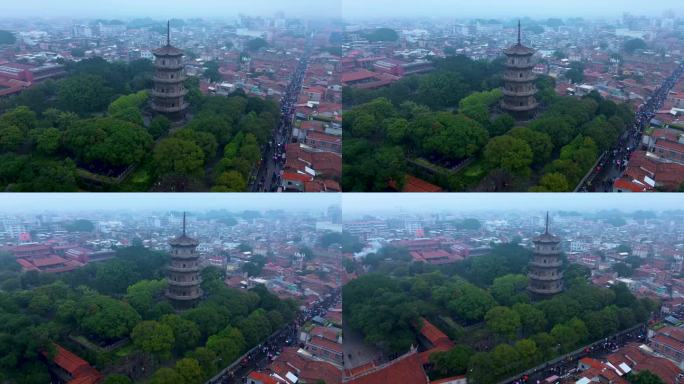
[342,193,684,216]
[342,0,679,19]
[0,193,341,214]
[0,0,341,19]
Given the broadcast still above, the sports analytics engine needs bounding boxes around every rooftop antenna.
[518,20,521,45]
[545,211,549,234]
[182,212,186,236]
[167,20,170,46]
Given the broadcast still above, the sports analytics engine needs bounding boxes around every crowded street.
[578,61,684,192]
[250,33,314,192]
[506,324,648,384]
[206,289,341,384]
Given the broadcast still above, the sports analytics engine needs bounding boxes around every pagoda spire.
[545,211,549,234]
[518,20,521,45]
[167,20,170,46]
[182,212,186,236]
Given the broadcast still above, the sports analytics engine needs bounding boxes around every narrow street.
[251,34,314,192]
[579,62,684,192]
[207,289,341,384]
[506,324,648,384]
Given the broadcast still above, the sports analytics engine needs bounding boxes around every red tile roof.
[247,371,280,384]
[613,150,684,191]
[606,343,683,384]
[16,258,37,270]
[308,335,342,354]
[652,334,684,353]
[270,347,342,384]
[416,318,454,349]
[43,344,102,384]
[32,255,67,267]
[282,172,314,183]
[655,139,684,154]
[307,131,341,144]
[310,326,340,342]
[11,244,52,253]
[395,175,443,193]
[344,362,377,378]
[343,351,428,384]
[341,69,377,84]
[579,357,604,370]
[659,326,684,342]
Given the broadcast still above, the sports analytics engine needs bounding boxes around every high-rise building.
[166,213,202,308]
[152,21,188,121]
[528,212,564,298]
[328,205,342,224]
[501,21,538,120]
[71,24,92,38]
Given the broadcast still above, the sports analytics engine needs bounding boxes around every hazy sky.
[342,193,684,216]
[3,0,677,20]
[343,0,679,20]
[2,0,341,19]
[0,193,340,214]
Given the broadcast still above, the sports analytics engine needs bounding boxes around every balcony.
[151,89,188,98]
[534,247,562,256]
[506,62,536,70]
[529,259,563,268]
[169,252,200,260]
[502,73,537,83]
[167,278,202,287]
[152,103,189,113]
[501,101,539,112]
[166,290,203,301]
[502,88,537,97]
[153,75,187,84]
[529,272,564,281]
[529,286,563,295]
[155,63,184,71]
[167,265,200,273]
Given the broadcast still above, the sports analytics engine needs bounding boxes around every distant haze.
[343,0,679,20]
[342,193,684,216]
[0,193,340,214]
[1,0,341,19]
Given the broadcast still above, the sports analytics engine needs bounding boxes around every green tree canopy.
[57,74,114,115]
[490,274,529,306]
[63,117,152,167]
[486,306,522,339]
[131,320,174,359]
[365,28,399,42]
[150,367,183,384]
[153,138,205,178]
[246,38,268,51]
[65,219,95,232]
[75,293,142,342]
[102,375,133,384]
[624,38,647,54]
[484,135,533,176]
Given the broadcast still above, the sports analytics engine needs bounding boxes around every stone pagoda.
[151,21,188,121]
[528,212,564,298]
[166,212,202,308]
[501,21,538,120]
